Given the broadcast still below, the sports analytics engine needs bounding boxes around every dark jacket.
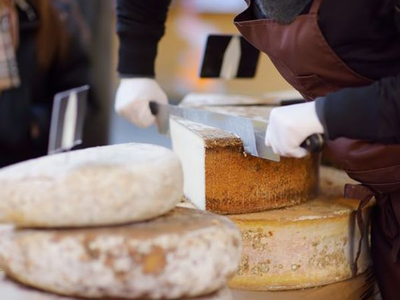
[0,0,90,167]
[116,0,400,144]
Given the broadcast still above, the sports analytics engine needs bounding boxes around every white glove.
[115,78,168,128]
[265,101,324,158]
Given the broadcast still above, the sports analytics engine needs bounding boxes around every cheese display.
[0,143,183,227]
[231,270,376,300]
[0,207,241,299]
[170,118,319,214]
[228,167,371,291]
[0,275,233,300]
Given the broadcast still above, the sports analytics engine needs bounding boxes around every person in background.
[114,1,400,299]
[0,0,90,167]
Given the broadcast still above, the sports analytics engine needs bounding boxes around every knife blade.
[48,85,89,155]
[150,102,324,162]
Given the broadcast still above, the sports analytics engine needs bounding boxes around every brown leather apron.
[234,0,400,299]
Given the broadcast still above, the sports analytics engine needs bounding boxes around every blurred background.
[0,0,294,167]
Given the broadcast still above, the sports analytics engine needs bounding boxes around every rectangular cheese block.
[170,117,319,214]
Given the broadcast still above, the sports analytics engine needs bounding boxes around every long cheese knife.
[149,102,325,162]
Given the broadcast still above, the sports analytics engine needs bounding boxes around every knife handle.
[300,134,325,153]
[279,99,306,106]
[149,101,159,115]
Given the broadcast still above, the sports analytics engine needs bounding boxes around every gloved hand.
[265,101,324,158]
[115,78,168,128]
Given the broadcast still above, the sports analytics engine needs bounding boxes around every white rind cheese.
[0,143,183,227]
[170,118,319,214]
[0,274,233,300]
[229,167,371,291]
[0,208,241,299]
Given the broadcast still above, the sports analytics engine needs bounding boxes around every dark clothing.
[0,0,90,167]
[252,0,312,24]
[116,0,171,77]
[235,1,400,299]
[371,193,400,300]
[116,0,400,144]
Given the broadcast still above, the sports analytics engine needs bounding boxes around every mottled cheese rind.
[0,208,241,299]
[231,270,376,300]
[0,274,233,300]
[171,118,319,214]
[0,143,183,228]
[228,167,371,291]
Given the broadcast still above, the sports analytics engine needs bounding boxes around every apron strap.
[344,184,376,275]
[309,0,323,15]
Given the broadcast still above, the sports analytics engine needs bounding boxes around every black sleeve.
[316,1,400,144]
[116,0,172,77]
[317,73,400,144]
[396,0,400,30]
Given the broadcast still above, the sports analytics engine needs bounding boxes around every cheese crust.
[171,118,319,214]
[0,208,241,299]
[229,167,371,290]
[0,143,183,227]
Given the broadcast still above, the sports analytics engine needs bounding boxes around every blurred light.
[183,0,247,13]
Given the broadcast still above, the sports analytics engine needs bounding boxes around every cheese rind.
[0,275,233,300]
[180,91,302,108]
[170,118,319,214]
[228,167,371,291]
[0,143,183,227]
[231,270,376,300]
[0,208,241,299]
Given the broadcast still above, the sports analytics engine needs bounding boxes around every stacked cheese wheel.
[0,143,242,300]
[170,94,374,297]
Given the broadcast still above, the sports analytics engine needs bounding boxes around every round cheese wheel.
[0,208,241,299]
[0,275,233,300]
[0,143,183,227]
[231,270,376,300]
[228,167,371,291]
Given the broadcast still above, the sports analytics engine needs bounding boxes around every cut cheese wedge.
[0,208,241,299]
[0,143,183,227]
[0,275,233,300]
[170,118,319,214]
[228,167,371,291]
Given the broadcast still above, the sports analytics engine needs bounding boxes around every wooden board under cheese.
[228,167,371,291]
[170,118,319,214]
[0,143,183,228]
[0,275,233,300]
[0,208,241,299]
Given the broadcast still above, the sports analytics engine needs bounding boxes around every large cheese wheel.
[0,208,241,299]
[0,275,233,300]
[231,270,376,300]
[180,91,302,108]
[228,167,371,291]
[0,143,183,227]
[170,118,319,214]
